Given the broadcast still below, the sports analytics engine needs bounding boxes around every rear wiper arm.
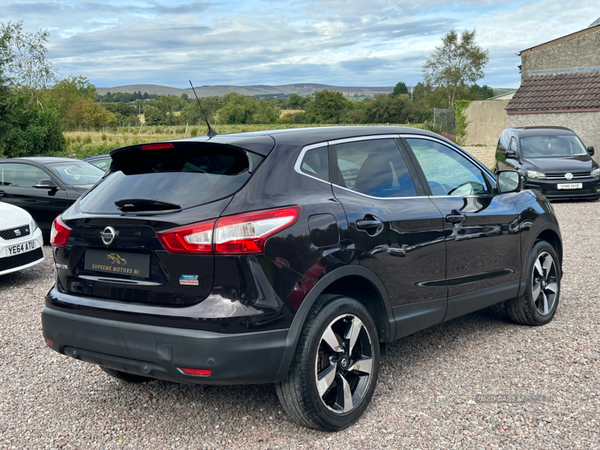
[115,198,181,212]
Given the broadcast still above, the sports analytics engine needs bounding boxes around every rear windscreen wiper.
[115,198,181,212]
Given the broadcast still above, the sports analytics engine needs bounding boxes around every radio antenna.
[188,80,217,137]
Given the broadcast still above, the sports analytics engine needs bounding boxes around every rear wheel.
[276,296,380,431]
[506,240,560,326]
[100,366,153,383]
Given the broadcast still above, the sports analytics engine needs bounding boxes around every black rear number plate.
[85,249,150,278]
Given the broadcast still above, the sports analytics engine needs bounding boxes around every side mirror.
[497,170,523,194]
[505,149,518,160]
[587,146,595,156]
[34,179,58,190]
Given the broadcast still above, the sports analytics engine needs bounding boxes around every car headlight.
[591,167,600,177]
[526,170,546,180]
[30,219,38,233]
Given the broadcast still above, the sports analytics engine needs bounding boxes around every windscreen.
[48,161,104,186]
[520,135,587,158]
[79,145,257,214]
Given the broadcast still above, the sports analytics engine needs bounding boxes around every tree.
[390,82,409,98]
[41,75,96,118]
[0,21,55,90]
[218,93,279,124]
[304,90,352,124]
[422,29,489,107]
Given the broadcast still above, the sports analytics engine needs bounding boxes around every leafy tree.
[0,21,55,90]
[104,102,139,126]
[287,93,312,110]
[422,29,489,107]
[41,75,96,118]
[390,82,409,98]
[304,90,352,123]
[218,93,279,124]
[143,105,166,126]
[65,97,117,129]
[180,96,223,125]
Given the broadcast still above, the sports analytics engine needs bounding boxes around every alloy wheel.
[315,314,375,414]
[531,251,558,316]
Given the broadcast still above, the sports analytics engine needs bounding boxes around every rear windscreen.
[79,145,259,214]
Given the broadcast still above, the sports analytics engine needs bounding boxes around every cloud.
[2,0,595,88]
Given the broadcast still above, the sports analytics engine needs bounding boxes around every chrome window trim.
[328,134,401,146]
[294,142,330,185]
[332,184,424,201]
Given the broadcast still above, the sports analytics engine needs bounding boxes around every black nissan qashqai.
[43,126,562,431]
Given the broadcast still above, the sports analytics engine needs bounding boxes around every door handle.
[356,219,383,230]
[0,190,4,197]
[445,210,466,224]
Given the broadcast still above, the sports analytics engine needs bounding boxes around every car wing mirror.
[587,146,595,156]
[496,170,523,194]
[34,179,58,190]
[505,149,518,160]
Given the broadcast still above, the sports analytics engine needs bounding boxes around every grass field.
[59,123,425,159]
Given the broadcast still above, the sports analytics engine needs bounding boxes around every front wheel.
[506,240,561,326]
[276,296,380,431]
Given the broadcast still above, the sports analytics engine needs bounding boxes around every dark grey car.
[495,127,600,200]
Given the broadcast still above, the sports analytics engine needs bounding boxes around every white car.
[0,203,44,276]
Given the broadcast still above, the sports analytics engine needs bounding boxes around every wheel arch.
[274,265,393,381]
[518,223,563,297]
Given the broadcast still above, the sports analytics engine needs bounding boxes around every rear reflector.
[157,206,301,255]
[142,143,175,151]
[50,215,72,247]
[180,368,212,376]
[45,339,54,346]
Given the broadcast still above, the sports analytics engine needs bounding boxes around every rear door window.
[79,144,260,214]
[333,138,417,198]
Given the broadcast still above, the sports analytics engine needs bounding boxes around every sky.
[2,0,598,89]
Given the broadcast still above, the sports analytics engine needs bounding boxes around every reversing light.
[180,368,212,376]
[142,143,175,151]
[50,215,72,247]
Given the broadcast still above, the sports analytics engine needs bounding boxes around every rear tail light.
[157,206,300,255]
[50,215,72,247]
[215,206,300,254]
[157,220,215,254]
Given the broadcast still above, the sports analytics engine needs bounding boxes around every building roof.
[520,23,600,56]
[506,70,600,114]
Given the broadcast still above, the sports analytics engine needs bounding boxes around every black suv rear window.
[79,144,260,214]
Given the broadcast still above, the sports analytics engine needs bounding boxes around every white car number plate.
[7,240,36,256]
[557,183,582,190]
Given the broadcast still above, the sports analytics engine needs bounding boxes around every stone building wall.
[520,27,600,81]
[507,112,600,163]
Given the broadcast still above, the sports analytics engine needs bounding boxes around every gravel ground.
[1,201,599,450]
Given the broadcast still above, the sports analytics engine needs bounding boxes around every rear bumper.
[42,306,289,385]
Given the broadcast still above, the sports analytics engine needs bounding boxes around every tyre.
[506,240,561,326]
[100,366,153,383]
[276,296,380,431]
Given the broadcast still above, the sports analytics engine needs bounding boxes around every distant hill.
[95,83,396,98]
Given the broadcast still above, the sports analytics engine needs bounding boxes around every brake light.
[215,206,300,254]
[156,206,301,255]
[157,220,215,254]
[50,215,72,247]
[142,143,175,151]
